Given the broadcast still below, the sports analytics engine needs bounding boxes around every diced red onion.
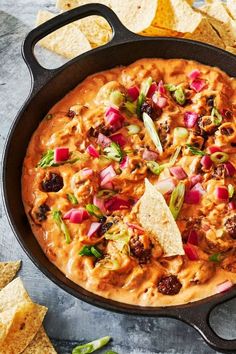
[110,133,126,147]
[63,208,77,220]
[54,147,69,163]
[93,195,106,214]
[184,243,199,260]
[190,79,207,93]
[187,230,199,245]
[86,144,99,158]
[184,111,199,128]
[191,182,205,196]
[105,197,130,211]
[105,112,124,131]
[169,166,187,180]
[154,96,167,108]
[70,209,89,223]
[190,174,203,187]
[216,280,233,294]
[127,223,144,234]
[100,165,116,186]
[80,168,93,178]
[156,178,176,195]
[200,155,213,169]
[97,133,112,148]
[87,222,102,237]
[215,186,229,202]
[120,156,129,169]
[207,146,222,154]
[142,149,158,161]
[127,86,139,101]
[229,201,236,210]
[147,82,158,98]
[224,162,236,177]
[185,190,201,204]
[105,106,120,117]
[158,80,166,95]
[188,69,201,80]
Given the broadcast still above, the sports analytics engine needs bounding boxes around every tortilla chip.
[0,278,31,311]
[140,25,183,37]
[0,307,17,342]
[227,0,236,20]
[0,302,47,354]
[36,10,91,59]
[200,1,236,47]
[0,261,21,290]
[23,326,56,354]
[56,0,111,11]
[74,16,112,47]
[226,46,236,55]
[184,17,225,49]
[138,179,184,257]
[152,0,202,33]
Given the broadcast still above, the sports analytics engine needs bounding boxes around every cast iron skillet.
[2,4,236,352]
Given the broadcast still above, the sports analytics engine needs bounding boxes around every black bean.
[97,222,113,236]
[42,173,64,192]
[129,235,151,264]
[225,215,236,239]
[36,204,50,221]
[141,101,162,120]
[157,275,182,295]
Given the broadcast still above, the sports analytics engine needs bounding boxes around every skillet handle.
[22,3,138,84]
[178,292,236,353]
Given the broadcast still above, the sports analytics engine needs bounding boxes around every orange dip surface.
[22,59,236,306]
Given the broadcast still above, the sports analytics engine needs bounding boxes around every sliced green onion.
[79,245,102,258]
[173,87,186,105]
[97,189,116,198]
[228,184,235,198]
[105,351,119,354]
[109,90,125,107]
[124,101,137,115]
[127,124,141,135]
[143,112,163,154]
[209,253,222,262]
[165,83,177,92]
[169,182,185,220]
[173,127,189,141]
[169,146,182,165]
[147,161,165,175]
[38,149,55,168]
[104,142,123,162]
[186,144,206,156]
[210,151,229,164]
[85,204,103,219]
[72,336,110,354]
[52,210,71,244]
[211,107,223,125]
[67,193,78,205]
[136,77,152,117]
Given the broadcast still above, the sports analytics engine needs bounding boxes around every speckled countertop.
[0,1,236,353]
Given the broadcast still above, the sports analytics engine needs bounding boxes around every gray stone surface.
[0,0,235,353]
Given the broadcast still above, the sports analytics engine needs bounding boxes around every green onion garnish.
[72,336,110,354]
[52,210,71,244]
[211,107,223,125]
[173,127,189,141]
[38,149,55,168]
[228,184,235,198]
[143,112,163,154]
[209,253,222,262]
[127,124,141,135]
[104,142,123,162]
[166,84,186,105]
[79,245,102,258]
[124,101,137,115]
[186,144,206,156]
[210,151,229,164]
[136,77,152,117]
[97,189,116,198]
[109,90,125,107]
[67,193,78,205]
[147,161,165,175]
[169,182,185,220]
[85,204,103,219]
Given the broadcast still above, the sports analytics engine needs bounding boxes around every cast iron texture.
[2,4,236,353]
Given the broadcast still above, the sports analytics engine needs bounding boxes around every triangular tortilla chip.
[0,261,21,290]
[152,0,203,33]
[140,25,183,37]
[74,16,111,47]
[200,1,236,47]
[0,302,47,354]
[0,307,16,343]
[138,179,184,257]
[56,0,111,11]
[0,278,31,311]
[23,326,56,354]
[227,0,236,20]
[36,10,91,59]
[184,17,225,49]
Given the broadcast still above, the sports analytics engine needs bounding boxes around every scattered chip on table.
[0,261,21,290]
[23,326,57,354]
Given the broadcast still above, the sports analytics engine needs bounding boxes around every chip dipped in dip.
[22,58,236,306]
